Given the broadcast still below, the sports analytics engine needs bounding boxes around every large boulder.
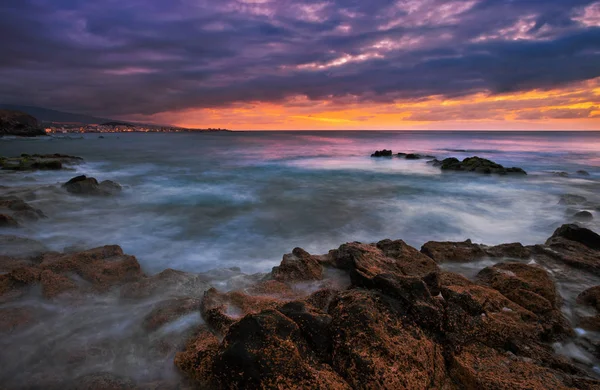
[538,224,600,275]
[63,175,122,196]
[0,110,45,137]
[271,247,323,283]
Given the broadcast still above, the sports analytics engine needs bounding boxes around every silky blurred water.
[1,131,599,274]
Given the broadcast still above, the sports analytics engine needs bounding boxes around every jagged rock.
[271,247,323,283]
[476,262,570,339]
[421,239,530,263]
[0,110,45,137]
[63,175,122,196]
[438,156,527,174]
[547,224,600,251]
[574,211,594,221]
[40,269,78,299]
[371,149,392,157]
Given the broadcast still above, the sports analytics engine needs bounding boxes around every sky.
[1,0,600,130]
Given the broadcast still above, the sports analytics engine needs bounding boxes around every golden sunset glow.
[128,78,600,130]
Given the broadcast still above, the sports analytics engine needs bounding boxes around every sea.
[1,130,600,385]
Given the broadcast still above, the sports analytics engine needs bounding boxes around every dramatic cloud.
[0,0,599,128]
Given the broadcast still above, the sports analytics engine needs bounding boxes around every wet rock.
[63,175,122,196]
[175,326,220,387]
[439,156,527,175]
[548,224,600,251]
[278,300,333,359]
[559,194,588,205]
[476,262,570,339]
[552,171,569,177]
[577,170,591,176]
[330,240,440,293]
[40,270,78,299]
[0,214,19,228]
[577,286,600,311]
[0,235,49,258]
[143,297,201,331]
[397,152,436,160]
[71,372,137,390]
[328,289,449,389]
[370,149,392,157]
[271,247,323,283]
[39,245,143,292]
[0,196,47,224]
[574,211,594,221]
[421,240,530,263]
[120,268,210,299]
[450,343,590,390]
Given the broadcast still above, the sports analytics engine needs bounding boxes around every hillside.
[0,110,45,136]
[0,105,113,125]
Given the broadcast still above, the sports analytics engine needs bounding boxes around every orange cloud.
[126,78,600,130]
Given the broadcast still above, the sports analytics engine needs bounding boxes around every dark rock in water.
[397,152,436,160]
[0,214,19,228]
[142,297,201,331]
[577,170,591,176]
[548,224,600,251]
[574,211,594,221]
[371,149,392,157]
[1,153,81,171]
[552,171,569,177]
[63,175,122,196]
[0,196,46,224]
[0,235,49,258]
[439,156,527,175]
[0,110,45,137]
[577,286,600,332]
[559,194,588,205]
[98,135,105,139]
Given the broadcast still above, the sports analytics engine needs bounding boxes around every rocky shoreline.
[1,223,600,388]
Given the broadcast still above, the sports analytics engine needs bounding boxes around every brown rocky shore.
[2,224,600,389]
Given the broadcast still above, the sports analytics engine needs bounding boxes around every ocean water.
[2,130,600,386]
[1,131,599,274]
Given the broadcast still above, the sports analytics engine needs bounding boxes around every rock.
[476,262,570,339]
[143,297,201,331]
[559,194,588,205]
[450,343,589,390]
[175,326,220,387]
[71,372,137,390]
[63,175,122,196]
[271,247,323,283]
[0,235,49,258]
[40,269,78,298]
[574,211,594,221]
[120,268,209,299]
[39,245,143,292]
[181,309,350,389]
[577,170,591,176]
[547,224,600,251]
[439,156,527,175]
[421,240,530,263]
[0,153,81,171]
[552,171,569,177]
[0,307,36,333]
[329,289,450,389]
[0,110,45,137]
[577,286,600,311]
[0,196,46,224]
[371,149,392,157]
[397,153,436,160]
[330,239,440,293]
[0,214,19,228]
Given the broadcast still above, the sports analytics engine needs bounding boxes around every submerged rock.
[577,170,591,176]
[370,149,393,157]
[397,152,436,160]
[0,153,82,171]
[439,156,527,175]
[574,211,594,221]
[559,194,588,206]
[0,196,46,225]
[63,175,122,196]
[0,214,19,228]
